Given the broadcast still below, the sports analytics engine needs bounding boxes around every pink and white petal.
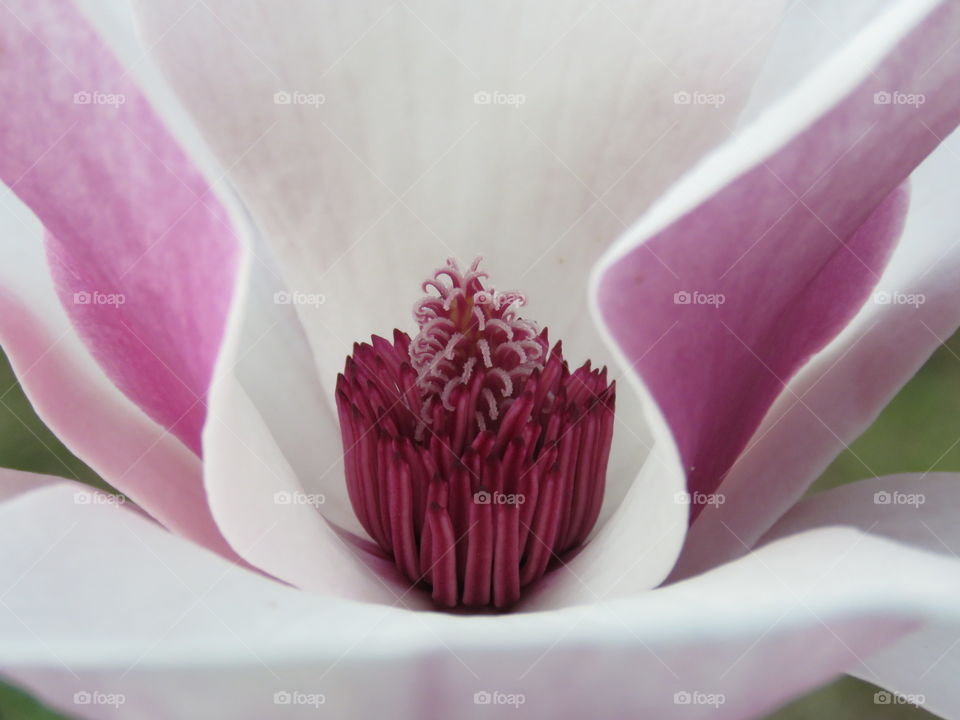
[63,0,400,591]
[70,0,235,179]
[130,0,786,524]
[55,0,367,591]
[4,479,960,719]
[202,235,416,602]
[762,473,960,718]
[588,0,960,597]
[740,0,904,124]
[0,191,237,559]
[675,123,960,580]
[564,183,905,606]
[0,0,239,454]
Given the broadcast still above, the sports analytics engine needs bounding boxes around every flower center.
[336,258,615,609]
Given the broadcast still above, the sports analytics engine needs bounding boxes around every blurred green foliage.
[813,331,960,494]
[1,332,959,719]
[0,683,62,720]
[0,352,100,489]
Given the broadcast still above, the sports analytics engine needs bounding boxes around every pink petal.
[0,0,239,454]
[3,475,960,719]
[675,125,960,579]
[762,472,960,717]
[593,0,960,543]
[0,187,236,559]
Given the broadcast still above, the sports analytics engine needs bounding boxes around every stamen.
[336,257,616,609]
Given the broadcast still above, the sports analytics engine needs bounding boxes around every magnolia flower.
[1,0,960,718]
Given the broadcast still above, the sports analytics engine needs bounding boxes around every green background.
[2,329,958,720]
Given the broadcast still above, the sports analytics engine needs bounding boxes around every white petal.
[202,230,417,603]
[4,475,960,719]
[763,473,960,718]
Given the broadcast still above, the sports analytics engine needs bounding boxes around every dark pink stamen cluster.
[336,258,615,609]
